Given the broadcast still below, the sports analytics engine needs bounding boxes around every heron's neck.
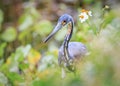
[63,21,73,61]
[64,21,73,45]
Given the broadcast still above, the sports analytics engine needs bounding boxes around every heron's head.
[43,14,73,43]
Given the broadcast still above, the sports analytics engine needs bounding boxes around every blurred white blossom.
[79,9,92,23]
[88,11,92,16]
[79,12,89,23]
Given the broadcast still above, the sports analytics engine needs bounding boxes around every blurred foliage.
[0,0,120,86]
[1,27,17,42]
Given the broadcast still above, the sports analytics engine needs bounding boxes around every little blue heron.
[43,14,87,77]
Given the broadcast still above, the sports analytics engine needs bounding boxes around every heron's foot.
[67,65,76,72]
[68,59,74,66]
[63,59,76,72]
[64,59,73,67]
[67,63,76,72]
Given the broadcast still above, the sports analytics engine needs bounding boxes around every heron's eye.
[62,20,66,25]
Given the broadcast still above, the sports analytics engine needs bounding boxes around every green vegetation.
[0,1,120,86]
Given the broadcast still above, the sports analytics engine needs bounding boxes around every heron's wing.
[58,42,87,65]
[68,42,87,59]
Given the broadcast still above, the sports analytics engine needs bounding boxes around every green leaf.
[18,29,30,41]
[1,27,17,42]
[7,72,23,82]
[18,14,33,31]
[83,0,94,4]
[0,72,8,85]
[34,20,52,36]
[31,79,42,86]
[19,63,29,70]
[14,44,31,62]
[0,9,3,24]
[30,7,40,20]
[0,43,7,58]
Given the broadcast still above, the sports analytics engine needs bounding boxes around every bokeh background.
[0,0,120,86]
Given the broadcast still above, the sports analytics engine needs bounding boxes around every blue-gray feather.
[58,42,87,66]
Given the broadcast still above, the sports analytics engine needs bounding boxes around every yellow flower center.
[81,9,88,12]
[79,15,84,19]
[81,9,89,14]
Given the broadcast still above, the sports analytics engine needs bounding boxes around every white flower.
[79,12,89,23]
[79,9,92,23]
[88,11,92,16]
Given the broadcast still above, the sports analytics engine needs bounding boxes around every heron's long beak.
[43,22,62,43]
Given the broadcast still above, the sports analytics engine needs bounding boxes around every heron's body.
[58,42,87,66]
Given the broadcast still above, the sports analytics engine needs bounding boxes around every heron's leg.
[61,68,66,79]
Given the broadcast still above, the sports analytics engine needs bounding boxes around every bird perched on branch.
[43,14,87,78]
